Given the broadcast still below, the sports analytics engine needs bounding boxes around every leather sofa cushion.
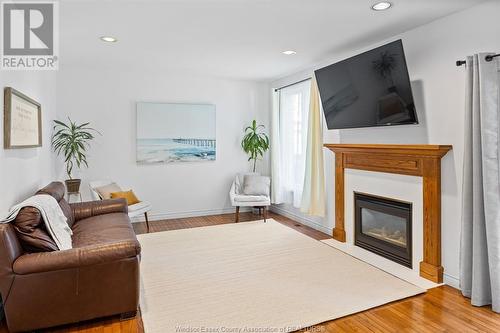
[13,240,140,274]
[36,182,65,201]
[11,182,75,253]
[12,207,58,252]
[71,213,137,248]
[71,199,128,222]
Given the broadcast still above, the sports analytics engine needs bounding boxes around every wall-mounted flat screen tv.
[315,39,418,130]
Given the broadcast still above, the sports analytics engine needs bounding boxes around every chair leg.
[235,206,240,223]
[144,212,150,233]
[263,206,267,222]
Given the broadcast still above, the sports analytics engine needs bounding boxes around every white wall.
[0,72,57,216]
[270,0,500,287]
[56,67,270,220]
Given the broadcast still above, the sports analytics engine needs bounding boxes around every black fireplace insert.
[354,192,412,268]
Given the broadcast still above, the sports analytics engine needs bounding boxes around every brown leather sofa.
[0,182,141,332]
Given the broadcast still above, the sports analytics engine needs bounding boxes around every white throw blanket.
[1,194,73,250]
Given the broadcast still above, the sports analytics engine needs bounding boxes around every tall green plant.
[241,120,269,172]
[372,51,397,87]
[51,118,99,179]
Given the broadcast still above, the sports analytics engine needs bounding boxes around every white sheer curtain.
[300,76,326,217]
[278,80,311,207]
[270,90,283,204]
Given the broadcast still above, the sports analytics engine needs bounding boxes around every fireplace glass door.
[361,209,407,247]
[354,193,412,268]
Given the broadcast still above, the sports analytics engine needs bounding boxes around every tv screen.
[315,40,418,130]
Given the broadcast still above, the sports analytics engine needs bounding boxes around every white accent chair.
[229,173,271,222]
[89,180,152,233]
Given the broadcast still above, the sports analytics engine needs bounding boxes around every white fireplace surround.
[323,168,440,290]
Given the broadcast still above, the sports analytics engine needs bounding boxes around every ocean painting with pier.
[137,103,216,164]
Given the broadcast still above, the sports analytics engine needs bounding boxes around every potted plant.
[241,120,269,172]
[51,118,99,193]
[372,51,408,123]
[372,50,397,91]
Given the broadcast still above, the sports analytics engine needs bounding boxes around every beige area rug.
[138,219,424,333]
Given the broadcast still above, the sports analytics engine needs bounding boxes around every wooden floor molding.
[1,212,497,333]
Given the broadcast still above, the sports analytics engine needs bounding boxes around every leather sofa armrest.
[13,240,141,275]
[0,224,24,298]
[70,199,128,222]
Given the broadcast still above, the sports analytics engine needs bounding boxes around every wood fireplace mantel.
[324,144,452,283]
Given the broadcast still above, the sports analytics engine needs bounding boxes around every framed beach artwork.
[4,87,42,149]
[136,102,216,164]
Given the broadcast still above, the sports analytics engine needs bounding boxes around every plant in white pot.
[241,120,269,172]
[51,119,99,193]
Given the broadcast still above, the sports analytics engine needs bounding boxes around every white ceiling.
[59,0,486,81]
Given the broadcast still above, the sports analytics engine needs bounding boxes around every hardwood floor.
[132,211,330,240]
[1,212,498,332]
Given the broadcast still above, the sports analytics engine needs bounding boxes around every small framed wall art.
[4,87,42,149]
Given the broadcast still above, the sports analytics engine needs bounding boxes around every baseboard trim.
[443,273,460,289]
[269,205,333,235]
[130,207,251,223]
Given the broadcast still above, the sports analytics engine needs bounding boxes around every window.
[278,80,311,207]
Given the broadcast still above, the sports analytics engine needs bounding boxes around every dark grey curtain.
[460,53,500,313]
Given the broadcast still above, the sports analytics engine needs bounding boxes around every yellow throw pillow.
[110,190,140,206]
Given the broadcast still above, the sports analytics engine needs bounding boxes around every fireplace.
[354,192,412,268]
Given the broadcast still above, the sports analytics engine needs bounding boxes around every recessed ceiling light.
[282,50,297,55]
[100,36,117,43]
[371,2,392,11]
